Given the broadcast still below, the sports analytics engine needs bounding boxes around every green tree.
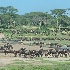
[51,9,66,28]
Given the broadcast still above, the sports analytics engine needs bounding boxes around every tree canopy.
[0,6,70,29]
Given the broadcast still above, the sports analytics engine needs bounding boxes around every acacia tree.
[7,6,18,27]
[0,6,18,28]
[51,9,67,28]
[0,7,8,14]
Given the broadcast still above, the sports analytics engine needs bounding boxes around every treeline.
[0,6,70,29]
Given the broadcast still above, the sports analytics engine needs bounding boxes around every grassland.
[0,58,70,70]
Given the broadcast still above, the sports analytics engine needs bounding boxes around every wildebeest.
[24,50,36,58]
[1,42,70,58]
[18,48,27,57]
[3,43,13,55]
[4,43,13,50]
[0,46,4,53]
[35,49,43,57]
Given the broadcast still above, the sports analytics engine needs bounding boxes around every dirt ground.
[0,56,70,66]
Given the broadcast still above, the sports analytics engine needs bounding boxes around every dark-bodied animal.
[0,46,4,53]
[18,48,26,57]
[23,50,36,58]
[35,49,43,57]
[4,43,13,50]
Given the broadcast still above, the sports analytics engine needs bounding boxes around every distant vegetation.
[0,6,70,28]
[0,6,70,45]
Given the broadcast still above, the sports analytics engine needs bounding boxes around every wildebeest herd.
[0,43,70,58]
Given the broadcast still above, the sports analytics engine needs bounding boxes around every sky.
[0,0,70,15]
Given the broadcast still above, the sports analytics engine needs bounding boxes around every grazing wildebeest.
[4,43,13,50]
[4,49,14,56]
[22,50,37,58]
[18,48,27,57]
[35,49,43,57]
[21,49,43,58]
[50,49,58,57]
[57,49,68,57]
[13,50,19,57]
[44,49,58,58]
[0,46,4,53]
[0,46,4,50]
[3,43,13,56]
[23,50,30,58]
[62,49,69,57]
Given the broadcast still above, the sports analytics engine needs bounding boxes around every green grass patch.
[0,60,70,70]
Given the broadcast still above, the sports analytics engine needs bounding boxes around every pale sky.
[0,0,70,15]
